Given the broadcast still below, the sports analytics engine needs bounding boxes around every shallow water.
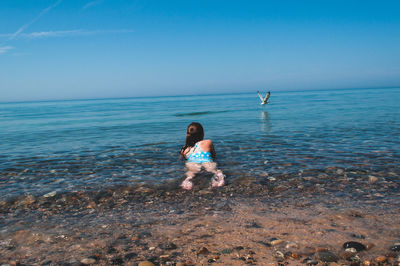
[1,86,400,264]
[0,88,399,201]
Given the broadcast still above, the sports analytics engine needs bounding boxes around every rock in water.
[368,175,378,183]
[343,241,366,252]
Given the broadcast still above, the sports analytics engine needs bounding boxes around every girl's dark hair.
[180,122,204,155]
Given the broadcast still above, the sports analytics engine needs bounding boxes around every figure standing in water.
[180,122,225,190]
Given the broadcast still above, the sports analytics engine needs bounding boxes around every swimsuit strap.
[193,142,204,152]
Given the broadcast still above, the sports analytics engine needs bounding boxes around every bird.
[257,91,271,105]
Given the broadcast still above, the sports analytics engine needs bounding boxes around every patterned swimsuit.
[186,142,213,163]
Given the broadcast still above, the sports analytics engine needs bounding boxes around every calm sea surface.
[1,88,399,201]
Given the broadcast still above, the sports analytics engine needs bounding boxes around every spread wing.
[257,91,265,102]
[264,91,271,103]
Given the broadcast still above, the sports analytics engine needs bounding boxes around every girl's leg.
[203,162,225,187]
[181,162,201,190]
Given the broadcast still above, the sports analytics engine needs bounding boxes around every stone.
[80,258,96,265]
[316,251,339,262]
[159,242,177,250]
[159,254,170,260]
[43,191,57,198]
[304,259,318,265]
[345,248,357,254]
[315,247,329,252]
[343,241,366,252]
[375,256,387,263]
[368,175,378,183]
[197,247,210,255]
[271,239,284,246]
[336,169,344,175]
[138,261,155,266]
[221,248,233,254]
[391,244,400,252]
[285,242,298,249]
[176,263,185,266]
[274,251,285,262]
[291,252,300,259]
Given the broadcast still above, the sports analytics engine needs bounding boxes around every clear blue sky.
[1,0,399,102]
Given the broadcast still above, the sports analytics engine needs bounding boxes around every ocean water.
[1,88,399,201]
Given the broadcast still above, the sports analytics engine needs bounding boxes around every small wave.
[175,110,228,117]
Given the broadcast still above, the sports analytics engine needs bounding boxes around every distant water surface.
[0,88,399,200]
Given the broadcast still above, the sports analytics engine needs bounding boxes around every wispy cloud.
[82,0,103,10]
[0,29,134,40]
[0,46,13,54]
[8,0,62,41]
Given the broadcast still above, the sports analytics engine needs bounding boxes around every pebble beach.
[1,165,399,265]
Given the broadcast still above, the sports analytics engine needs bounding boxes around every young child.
[180,122,225,190]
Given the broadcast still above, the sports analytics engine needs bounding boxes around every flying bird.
[257,91,271,105]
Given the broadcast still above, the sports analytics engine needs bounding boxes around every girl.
[180,122,225,190]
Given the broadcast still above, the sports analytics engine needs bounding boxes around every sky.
[0,0,400,102]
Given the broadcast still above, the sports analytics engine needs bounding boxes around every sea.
[1,87,399,202]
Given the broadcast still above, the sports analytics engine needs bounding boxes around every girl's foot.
[211,171,225,188]
[181,179,193,190]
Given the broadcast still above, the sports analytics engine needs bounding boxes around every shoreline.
[1,170,400,265]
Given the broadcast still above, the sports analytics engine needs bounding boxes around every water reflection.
[261,111,271,133]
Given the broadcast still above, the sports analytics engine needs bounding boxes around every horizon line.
[1,85,399,105]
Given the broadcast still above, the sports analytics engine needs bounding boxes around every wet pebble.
[285,241,298,250]
[303,258,318,265]
[80,258,96,265]
[274,251,285,262]
[43,191,57,198]
[343,241,366,252]
[315,251,339,262]
[271,239,284,246]
[375,256,387,263]
[345,248,357,254]
[159,242,177,250]
[159,254,170,260]
[197,247,210,255]
[350,233,366,239]
[363,260,372,266]
[391,243,400,252]
[368,175,378,183]
[221,248,233,254]
[336,169,344,175]
[138,262,155,266]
